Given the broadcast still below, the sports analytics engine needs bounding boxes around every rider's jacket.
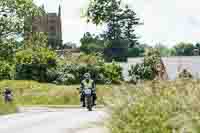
[4,89,12,95]
[80,79,95,93]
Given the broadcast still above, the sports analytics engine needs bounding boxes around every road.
[0,107,108,133]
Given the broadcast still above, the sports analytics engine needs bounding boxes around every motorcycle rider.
[80,73,97,107]
[3,87,13,103]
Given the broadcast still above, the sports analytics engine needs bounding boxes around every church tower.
[29,4,63,50]
[57,4,62,49]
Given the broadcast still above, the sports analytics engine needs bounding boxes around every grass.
[108,79,200,133]
[0,80,115,106]
[0,98,17,115]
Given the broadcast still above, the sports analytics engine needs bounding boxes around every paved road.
[0,108,107,133]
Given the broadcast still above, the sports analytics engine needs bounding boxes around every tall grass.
[0,80,114,105]
[0,98,17,115]
[108,80,200,133]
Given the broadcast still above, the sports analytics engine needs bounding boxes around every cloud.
[129,0,200,46]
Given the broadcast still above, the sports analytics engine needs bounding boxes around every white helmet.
[84,73,91,79]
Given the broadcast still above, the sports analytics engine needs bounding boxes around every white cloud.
[129,0,200,46]
[34,0,200,46]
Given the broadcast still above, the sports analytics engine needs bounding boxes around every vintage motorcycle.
[83,88,93,111]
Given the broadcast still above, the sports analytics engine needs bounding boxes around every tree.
[154,43,171,57]
[195,43,200,50]
[0,39,17,79]
[62,42,77,49]
[80,32,95,45]
[86,1,141,61]
[15,32,56,82]
[120,5,140,48]
[0,39,16,62]
[86,0,121,25]
[128,44,150,57]
[174,42,195,56]
[104,8,140,61]
[0,0,41,39]
[104,5,140,46]
[15,47,58,82]
[0,61,14,80]
[23,32,48,49]
[169,48,176,56]
[194,43,200,55]
[80,32,105,54]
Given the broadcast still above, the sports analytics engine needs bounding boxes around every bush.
[129,48,161,81]
[15,48,58,82]
[108,80,200,133]
[0,39,16,63]
[55,55,123,85]
[77,53,104,65]
[129,63,154,81]
[55,64,104,85]
[0,61,15,80]
[80,42,104,54]
[16,48,57,65]
[0,39,16,80]
[16,64,48,82]
[102,61,123,84]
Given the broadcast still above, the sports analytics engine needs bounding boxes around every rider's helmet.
[5,87,10,91]
[84,73,91,80]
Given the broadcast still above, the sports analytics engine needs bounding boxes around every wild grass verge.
[0,99,17,115]
[108,80,200,133]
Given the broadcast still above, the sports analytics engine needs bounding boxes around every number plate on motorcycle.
[84,89,92,95]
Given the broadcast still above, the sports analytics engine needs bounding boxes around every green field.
[0,80,114,106]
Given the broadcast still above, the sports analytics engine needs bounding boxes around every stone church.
[31,5,63,49]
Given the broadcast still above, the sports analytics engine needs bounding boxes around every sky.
[34,0,200,47]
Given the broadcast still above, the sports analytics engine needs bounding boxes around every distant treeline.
[78,33,200,58]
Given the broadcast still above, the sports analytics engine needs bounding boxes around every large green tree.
[103,5,140,46]
[86,0,141,61]
[0,39,16,79]
[0,0,40,39]
[86,0,121,25]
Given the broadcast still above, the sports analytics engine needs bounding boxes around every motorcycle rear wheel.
[86,96,93,111]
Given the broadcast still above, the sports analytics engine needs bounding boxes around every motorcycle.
[4,93,13,103]
[83,88,93,111]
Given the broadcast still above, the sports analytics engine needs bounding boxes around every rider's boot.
[92,94,97,106]
[92,99,96,106]
[82,101,86,107]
